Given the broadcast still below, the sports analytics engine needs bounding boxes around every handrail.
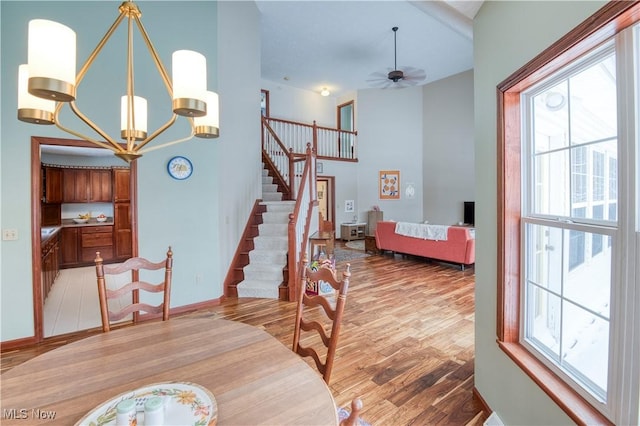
[264,116,358,162]
[262,116,293,196]
[287,144,316,301]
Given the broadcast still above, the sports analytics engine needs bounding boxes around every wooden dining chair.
[339,397,364,426]
[292,255,351,384]
[318,212,335,256]
[94,247,173,332]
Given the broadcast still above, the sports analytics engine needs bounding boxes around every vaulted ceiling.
[257,1,483,97]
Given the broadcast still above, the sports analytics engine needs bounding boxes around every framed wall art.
[379,170,400,199]
[345,199,355,213]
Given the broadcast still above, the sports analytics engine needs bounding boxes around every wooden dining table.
[0,318,339,425]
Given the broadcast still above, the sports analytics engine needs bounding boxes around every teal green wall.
[0,1,261,341]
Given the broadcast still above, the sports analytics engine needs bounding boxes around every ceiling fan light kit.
[367,26,426,89]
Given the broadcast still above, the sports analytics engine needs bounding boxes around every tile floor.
[43,265,131,337]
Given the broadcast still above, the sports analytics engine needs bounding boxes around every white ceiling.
[257,0,483,97]
[42,1,483,157]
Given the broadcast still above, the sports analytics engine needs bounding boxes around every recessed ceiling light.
[320,88,330,97]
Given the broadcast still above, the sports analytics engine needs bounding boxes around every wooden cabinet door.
[114,202,132,259]
[90,170,112,202]
[43,167,63,203]
[81,226,114,262]
[113,168,131,202]
[62,169,90,203]
[60,227,79,267]
[62,169,75,202]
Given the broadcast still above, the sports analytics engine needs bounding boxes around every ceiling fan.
[366,26,426,89]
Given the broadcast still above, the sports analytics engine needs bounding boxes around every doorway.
[31,136,138,341]
[316,176,335,230]
[337,100,355,158]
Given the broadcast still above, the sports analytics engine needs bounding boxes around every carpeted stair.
[236,168,293,298]
[261,167,283,202]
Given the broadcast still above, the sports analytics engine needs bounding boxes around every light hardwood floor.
[43,265,131,337]
[3,242,487,425]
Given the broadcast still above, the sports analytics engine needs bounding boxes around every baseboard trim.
[473,386,492,418]
[1,336,39,352]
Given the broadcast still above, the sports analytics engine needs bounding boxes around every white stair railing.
[263,117,358,162]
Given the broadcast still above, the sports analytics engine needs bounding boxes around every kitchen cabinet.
[63,168,90,203]
[113,168,132,259]
[90,170,112,202]
[113,168,131,202]
[61,225,115,267]
[60,227,79,267]
[41,204,61,227]
[41,232,60,301]
[62,168,112,203]
[42,167,63,203]
[41,166,63,226]
[80,225,114,263]
[114,203,132,259]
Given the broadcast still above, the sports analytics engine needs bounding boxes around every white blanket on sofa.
[394,222,449,241]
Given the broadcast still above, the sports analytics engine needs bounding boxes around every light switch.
[2,229,18,241]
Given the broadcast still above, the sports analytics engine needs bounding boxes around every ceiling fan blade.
[400,65,421,73]
[398,79,420,86]
[367,80,390,88]
[400,66,426,81]
[367,71,388,81]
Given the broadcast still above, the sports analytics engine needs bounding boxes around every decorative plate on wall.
[167,156,193,180]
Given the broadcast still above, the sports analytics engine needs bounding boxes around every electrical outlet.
[195,274,203,285]
[2,229,18,241]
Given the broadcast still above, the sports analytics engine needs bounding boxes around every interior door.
[316,176,335,229]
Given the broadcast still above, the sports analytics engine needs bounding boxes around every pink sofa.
[375,221,475,269]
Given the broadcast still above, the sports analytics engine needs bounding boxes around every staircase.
[236,167,294,298]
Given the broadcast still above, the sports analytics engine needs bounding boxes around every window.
[497,3,640,425]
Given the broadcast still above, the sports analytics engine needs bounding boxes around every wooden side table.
[364,235,380,254]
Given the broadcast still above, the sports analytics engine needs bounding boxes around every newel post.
[312,120,318,155]
[288,147,295,198]
[306,143,316,199]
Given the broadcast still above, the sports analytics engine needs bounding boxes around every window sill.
[498,341,613,426]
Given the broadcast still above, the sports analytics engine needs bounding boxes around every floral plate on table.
[75,381,217,426]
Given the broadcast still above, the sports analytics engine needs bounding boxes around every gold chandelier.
[17,1,219,163]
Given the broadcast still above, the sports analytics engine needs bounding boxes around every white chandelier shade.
[120,95,148,141]
[194,91,220,138]
[27,19,76,102]
[17,64,55,124]
[17,1,219,163]
[172,50,207,117]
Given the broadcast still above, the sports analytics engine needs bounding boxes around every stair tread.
[234,169,295,300]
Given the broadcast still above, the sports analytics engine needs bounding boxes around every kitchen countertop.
[41,218,114,243]
[40,226,61,243]
[60,218,114,227]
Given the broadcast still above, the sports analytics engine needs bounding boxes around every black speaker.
[464,201,475,226]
